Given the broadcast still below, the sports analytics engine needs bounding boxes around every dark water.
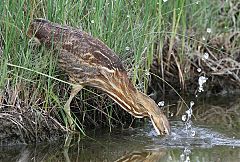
[1,96,240,162]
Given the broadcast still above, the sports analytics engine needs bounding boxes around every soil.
[0,107,66,146]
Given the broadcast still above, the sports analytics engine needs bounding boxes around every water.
[1,96,240,162]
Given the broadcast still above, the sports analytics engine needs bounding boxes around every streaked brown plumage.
[27,18,170,135]
[114,150,166,162]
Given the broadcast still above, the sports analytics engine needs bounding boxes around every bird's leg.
[64,84,83,131]
[63,133,73,161]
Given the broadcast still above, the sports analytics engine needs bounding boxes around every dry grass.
[0,0,239,145]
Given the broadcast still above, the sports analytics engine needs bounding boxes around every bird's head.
[136,92,170,136]
[27,18,52,43]
[27,18,69,47]
[101,72,171,136]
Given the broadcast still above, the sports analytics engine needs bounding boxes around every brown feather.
[27,18,170,135]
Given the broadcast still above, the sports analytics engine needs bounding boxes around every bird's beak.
[150,113,170,136]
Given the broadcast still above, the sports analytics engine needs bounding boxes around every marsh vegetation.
[0,0,239,145]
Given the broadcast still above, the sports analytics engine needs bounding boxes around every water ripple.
[144,121,240,148]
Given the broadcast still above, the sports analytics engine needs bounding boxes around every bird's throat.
[92,71,148,118]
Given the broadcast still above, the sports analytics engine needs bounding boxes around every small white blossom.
[197,68,202,72]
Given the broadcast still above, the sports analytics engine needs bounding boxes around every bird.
[27,18,170,136]
[114,150,166,162]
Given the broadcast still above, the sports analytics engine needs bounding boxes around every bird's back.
[60,28,125,71]
[28,19,125,84]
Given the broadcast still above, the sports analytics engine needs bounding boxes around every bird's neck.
[93,71,149,118]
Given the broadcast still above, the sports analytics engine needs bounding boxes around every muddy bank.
[0,140,64,162]
[1,97,240,162]
[0,107,66,146]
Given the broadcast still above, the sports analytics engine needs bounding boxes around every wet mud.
[0,107,66,146]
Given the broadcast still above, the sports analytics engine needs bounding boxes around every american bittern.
[27,18,170,135]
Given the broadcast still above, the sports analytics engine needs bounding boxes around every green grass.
[0,0,239,133]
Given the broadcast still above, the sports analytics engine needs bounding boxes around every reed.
[1,0,238,136]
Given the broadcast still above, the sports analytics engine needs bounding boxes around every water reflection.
[1,139,240,162]
[0,142,64,162]
[1,96,240,162]
[114,150,166,162]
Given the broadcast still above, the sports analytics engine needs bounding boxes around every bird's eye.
[162,130,168,135]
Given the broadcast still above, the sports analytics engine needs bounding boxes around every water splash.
[181,101,195,137]
[180,147,191,162]
[158,101,165,107]
[180,101,195,161]
[203,52,209,59]
[198,76,208,92]
[197,68,201,73]
[207,28,212,33]
[125,46,130,51]
[145,71,150,76]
